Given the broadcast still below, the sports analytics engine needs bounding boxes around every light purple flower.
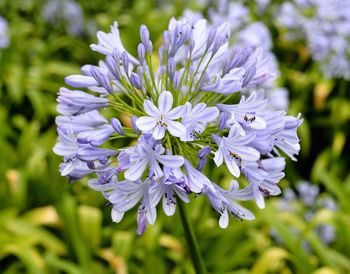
[149,176,189,216]
[57,87,109,115]
[206,181,255,228]
[181,102,219,141]
[217,91,268,131]
[56,110,107,134]
[183,159,215,193]
[90,22,138,64]
[124,135,184,181]
[201,68,245,94]
[213,126,260,177]
[241,157,285,208]
[136,91,186,139]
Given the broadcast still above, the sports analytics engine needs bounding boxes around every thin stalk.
[178,201,207,274]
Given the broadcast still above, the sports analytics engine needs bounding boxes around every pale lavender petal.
[157,155,184,168]
[166,121,186,138]
[144,99,160,116]
[194,106,219,122]
[125,159,148,180]
[223,153,240,177]
[111,206,124,223]
[137,206,147,235]
[136,116,157,131]
[158,91,173,114]
[152,125,165,140]
[162,187,176,216]
[214,149,224,166]
[232,146,260,161]
[65,75,98,88]
[219,210,229,228]
[167,105,185,119]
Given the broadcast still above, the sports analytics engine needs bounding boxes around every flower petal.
[125,159,148,180]
[153,125,165,140]
[158,91,173,114]
[194,106,219,123]
[223,153,240,177]
[65,75,98,88]
[136,116,156,132]
[157,155,184,168]
[219,209,229,228]
[111,206,124,223]
[144,99,160,116]
[214,149,223,166]
[162,187,176,216]
[167,105,185,119]
[233,146,260,161]
[167,121,186,138]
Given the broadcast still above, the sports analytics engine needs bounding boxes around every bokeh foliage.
[0,0,349,273]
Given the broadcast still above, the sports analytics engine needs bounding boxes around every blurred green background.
[0,0,349,273]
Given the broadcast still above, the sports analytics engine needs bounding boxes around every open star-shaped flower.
[136,91,186,139]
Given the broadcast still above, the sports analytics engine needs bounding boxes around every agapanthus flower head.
[54,16,302,234]
[43,0,84,37]
[278,181,337,246]
[185,1,288,110]
[276,0,350,79]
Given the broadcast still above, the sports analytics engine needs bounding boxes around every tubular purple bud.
[198,146,211,158]
[207,28,217,50]
[64,75,97,88]
[81,64,92,76]
[130,72,142,89]
[147,41,153,53]
[105,55,120,80]
[159,65,166,76]
[140,25,150,41]
[137,65,144,78]
[211,36,223,56]
[90,66,113,94]
[110,118,125,135]
[158,45,165,64]
[121,51,129,72]
[140,25,152,52]
[218,112,229,131]
[77,147,118,161]
[131,116,140,134]
[189,38,195,52]
[112,48,120,65]
[162,30,170,48]
[196,157,207,171]
[168,57,175,80]
[137,43,146,65]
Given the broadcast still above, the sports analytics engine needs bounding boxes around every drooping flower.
[213,126,260,177]
[123,134,184,181]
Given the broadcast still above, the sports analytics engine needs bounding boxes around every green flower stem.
[178,201,207,274]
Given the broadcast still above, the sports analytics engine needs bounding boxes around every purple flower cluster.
[277,0,350,79]
[184,0,289,111]
[0,16,9,49]
[54,17,302,234]
[43,0,85,37]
